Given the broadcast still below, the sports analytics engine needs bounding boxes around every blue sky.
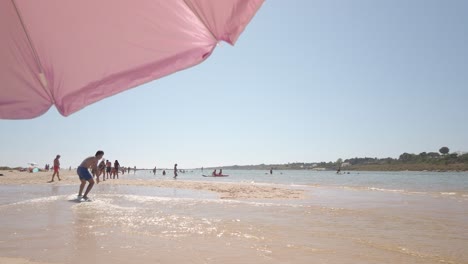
[1,0,467,169]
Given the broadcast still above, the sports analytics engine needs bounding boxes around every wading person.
[77,150,104,202]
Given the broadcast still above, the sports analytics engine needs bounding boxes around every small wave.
[440,192,457,196]
[94,194,309,209]
[367,187,405,193]
[0,195,63,208]
[406,191,427,195]
[338,185,407,193]
[0,193,309,213]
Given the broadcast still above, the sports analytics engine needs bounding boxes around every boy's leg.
[83,178,95,198]
[78,179,87,196]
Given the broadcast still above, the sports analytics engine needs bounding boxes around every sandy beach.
[0,170,304,199]
[1,169,467,264]
[0,169,307,264]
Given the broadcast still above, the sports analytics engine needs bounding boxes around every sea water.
[136,169,468,199]
[0,170,467,264]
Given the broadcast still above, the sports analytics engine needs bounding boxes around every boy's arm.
[92,159,100,176]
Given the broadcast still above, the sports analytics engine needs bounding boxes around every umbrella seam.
[11,0,54,103]
[182,0,218,43]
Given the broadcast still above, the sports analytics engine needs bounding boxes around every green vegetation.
[439,146,450,155]
[341,151,468,171]
[216,148,468,172]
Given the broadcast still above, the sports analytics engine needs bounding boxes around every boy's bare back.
[80,156,98,170]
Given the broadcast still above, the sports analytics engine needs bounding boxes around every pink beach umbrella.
[0,0,264,119]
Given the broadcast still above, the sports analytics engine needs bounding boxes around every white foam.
[99,193,307,209]
[440,192,457,196]
[0,195,63,208]
[367,187,405,193]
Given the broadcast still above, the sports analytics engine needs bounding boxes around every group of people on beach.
[95,159,126,183]
[49,151,180,202]
[153,164,179,178]
[49,151,124,202]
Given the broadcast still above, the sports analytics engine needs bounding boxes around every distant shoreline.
[2,162,468,173]
[207,163,468,172]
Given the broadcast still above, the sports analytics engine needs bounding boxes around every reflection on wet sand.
[72,203,98,264]
[0,182,467,264]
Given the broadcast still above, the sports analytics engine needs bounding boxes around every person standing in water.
[50,155,61,182]
[98,159,106,182]
[105,160,111,179]
[114,160,120,179]
[173,163,178,179]
[77,150,104,201]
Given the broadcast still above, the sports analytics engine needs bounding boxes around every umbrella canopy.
[0,0,264,119]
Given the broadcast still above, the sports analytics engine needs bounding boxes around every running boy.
[77,150,104,201]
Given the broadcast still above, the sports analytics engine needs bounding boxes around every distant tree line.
[215,147,468,171]
[345,147,468,166]
[339,147,468,171]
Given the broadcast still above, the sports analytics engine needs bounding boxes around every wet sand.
[1,170,467,264]
[0,257,49,264]
[0,170,304,199]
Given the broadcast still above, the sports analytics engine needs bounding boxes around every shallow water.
[1,171,467,264]
[141,169,468,198]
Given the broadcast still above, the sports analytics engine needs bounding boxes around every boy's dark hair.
[95,150,104,156]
